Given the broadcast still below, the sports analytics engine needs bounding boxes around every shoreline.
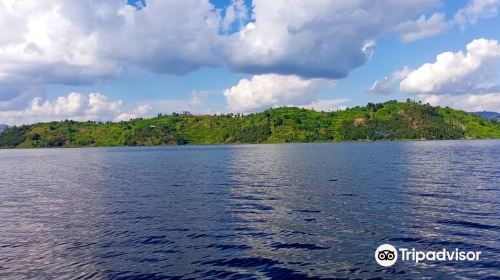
[1,138,498,150]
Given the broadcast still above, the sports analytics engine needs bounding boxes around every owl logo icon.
[375,244,398,267]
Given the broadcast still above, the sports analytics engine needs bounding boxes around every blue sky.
[1,0,500,124]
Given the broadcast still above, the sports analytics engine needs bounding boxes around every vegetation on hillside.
[1,100,499,148]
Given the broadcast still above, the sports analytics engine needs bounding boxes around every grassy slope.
[1,101,499,148]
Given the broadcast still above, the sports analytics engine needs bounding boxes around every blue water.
[0,141,499,279]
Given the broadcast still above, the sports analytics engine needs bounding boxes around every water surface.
[0,141,499,279]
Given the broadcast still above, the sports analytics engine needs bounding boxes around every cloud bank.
[0,0,441,103]
[223,0,439,78]
[2,0,500,124]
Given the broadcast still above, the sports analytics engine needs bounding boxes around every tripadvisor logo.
[375,244,482,267]
[375,244,398,267]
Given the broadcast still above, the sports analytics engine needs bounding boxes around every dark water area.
[0,140,499,279]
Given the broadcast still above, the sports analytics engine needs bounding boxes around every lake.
[0,141,499,279]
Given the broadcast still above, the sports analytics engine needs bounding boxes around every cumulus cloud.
[116,90,224,121]
[0,0,227,112]
[0,89,229,125]
[108,0,221,75]
[115,104,152,122]
[0,0,443,84]
[0,0,220,99]
[224,0,439,78]
[224,74,334,112]
[0,1,122,86]
[396,13,449,43]
[370,38,500,112]
[400,39,500,94]
[454,0,500,28]
[5,0,483,114]
[0,92,134,125]
[418,93,500,112]
[0,0,445,106]
[299,99,349,112]
[4,0,497,90]
[369,67,411,94]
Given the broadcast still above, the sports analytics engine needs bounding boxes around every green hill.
[1,100,499,148]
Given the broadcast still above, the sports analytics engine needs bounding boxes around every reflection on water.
[399,141,500,277]
[224,144,418,278]
[0,141,499,279]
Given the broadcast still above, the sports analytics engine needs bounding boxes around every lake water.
[0,141,499,279]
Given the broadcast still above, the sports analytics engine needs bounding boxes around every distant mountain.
[1,101,500,148]
[471,111,500,120]
[0,124,7,133]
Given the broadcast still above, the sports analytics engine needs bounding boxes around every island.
[1,100,499,148]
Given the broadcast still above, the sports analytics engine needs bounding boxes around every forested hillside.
[1,100,499,148]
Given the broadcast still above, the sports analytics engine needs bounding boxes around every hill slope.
[1,101,499,148]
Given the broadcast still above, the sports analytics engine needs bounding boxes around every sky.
[1,0,500,125]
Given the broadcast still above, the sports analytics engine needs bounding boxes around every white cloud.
[400,38,500,94]
[86,93,123,119]
[299,99,349,112]
[4,0,479,114]
[30,93,88,116]
[372,38,500,112]
[0,0,443,84]
[454,0,500,28]
[115,104,152,122]
[107,0,221,74]
[0,1,122,86]
[393,1,500,43]
[224,0,439,78]
[419,93,500,112]
[0,89,230,125]
[396,13,449,43]
[370,67,411,94]
[0,0,221,97]
[224,74,333,112]
[116,90,224,122]
[0,92,128,125]
[0,0,226,110]
[0,0,444,108]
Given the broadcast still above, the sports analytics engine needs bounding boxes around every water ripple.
[0,141,498,279]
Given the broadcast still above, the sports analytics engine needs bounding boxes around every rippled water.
[0,141,499,279]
